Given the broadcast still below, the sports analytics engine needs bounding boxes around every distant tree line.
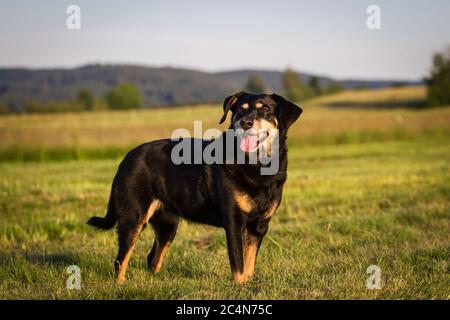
[0,72,345,114]
[1,47,449,115]
[244,68,344,101]
[19,83,143,114]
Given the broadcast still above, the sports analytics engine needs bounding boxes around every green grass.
[1,136,448,299]
[0,87,449,299]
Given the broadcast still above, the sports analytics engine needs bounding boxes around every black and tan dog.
[88,92,302,284]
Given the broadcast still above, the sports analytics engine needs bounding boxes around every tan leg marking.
[236,201,279,284]
[116,200,162,284]
[233,241,258,284]
[231,229,259,285]
[243,240,259,280]
[149,240,172,273]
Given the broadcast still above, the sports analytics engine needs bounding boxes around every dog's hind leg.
[115,199,161,284]
[147,210,179,273]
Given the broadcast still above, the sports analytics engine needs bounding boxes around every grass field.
[0,87,449,299]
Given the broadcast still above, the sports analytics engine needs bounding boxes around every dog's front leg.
[224,212,247,284]
[242,218,270,281]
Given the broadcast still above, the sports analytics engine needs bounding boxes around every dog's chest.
[232,189,280,219]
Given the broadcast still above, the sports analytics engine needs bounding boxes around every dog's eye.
[260,105,271,114]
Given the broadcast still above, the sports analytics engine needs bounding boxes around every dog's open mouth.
[239,131,269,153]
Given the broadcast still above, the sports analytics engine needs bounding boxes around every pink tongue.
[240,135,258,152]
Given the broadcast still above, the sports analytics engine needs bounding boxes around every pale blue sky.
[0,0,449,80]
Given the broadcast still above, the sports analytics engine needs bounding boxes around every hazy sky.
[1,0,449,80]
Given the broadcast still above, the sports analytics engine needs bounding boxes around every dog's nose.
[240,118,254,130]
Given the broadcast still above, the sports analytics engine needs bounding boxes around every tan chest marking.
[233,191,279,218]
[233,191,254,213]
[264,201,279,219]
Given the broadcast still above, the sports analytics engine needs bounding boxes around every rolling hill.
[0,64,422,111]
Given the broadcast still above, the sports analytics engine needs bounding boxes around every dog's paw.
[233,272,251,284]
[116,274,126,285]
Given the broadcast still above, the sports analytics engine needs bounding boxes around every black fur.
[88,92,302,283]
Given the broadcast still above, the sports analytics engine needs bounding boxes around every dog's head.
[219,91,302,154]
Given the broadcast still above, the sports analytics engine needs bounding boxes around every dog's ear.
[219,91,246,124]
[271,93,303,130]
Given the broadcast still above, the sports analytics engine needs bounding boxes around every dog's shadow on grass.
[24,252,81,266]
[0,250,81,267]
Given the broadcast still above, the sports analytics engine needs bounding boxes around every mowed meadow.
[0,87,449,299]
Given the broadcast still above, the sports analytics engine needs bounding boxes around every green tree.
[105,83,142,110]
[425,47,450,107]
[308,76,322,96]
[77,89,95,110]
[244,74,267,93]
[281,68,314,102]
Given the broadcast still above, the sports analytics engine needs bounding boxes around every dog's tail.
[87,189,116,230]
